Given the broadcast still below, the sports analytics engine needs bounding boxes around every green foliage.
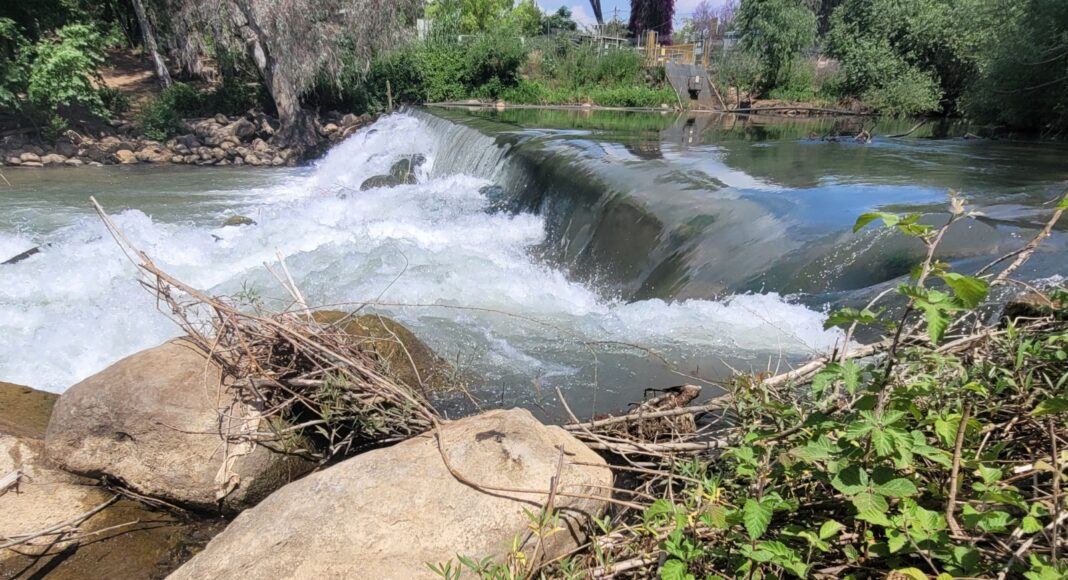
[426,0,513,34]
[964,0,1068,135]
[593,192,1068,579]
[99,86,129,116]
[137,81,263,141]
[0,17,27,112]
[825,0,997,115]
[735,0,817,92]
[26,23,106,116]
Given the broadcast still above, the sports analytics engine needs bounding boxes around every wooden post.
[646,30,657,66]
[386,80,393,112]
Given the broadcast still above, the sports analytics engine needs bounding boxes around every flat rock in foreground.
[45,339,313,512]
[0,382,219,579]
[168,408,612,579]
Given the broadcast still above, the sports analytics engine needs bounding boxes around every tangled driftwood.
[91,197,439,463]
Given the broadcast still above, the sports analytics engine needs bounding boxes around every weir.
[1,109,1064,412]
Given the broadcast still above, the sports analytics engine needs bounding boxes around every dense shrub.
[26,23,106,116]
[825,0,997,115]
[735,0,817,91]
[964,0,1068,134]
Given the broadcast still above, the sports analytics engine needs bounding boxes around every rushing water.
[1,109,1065,419]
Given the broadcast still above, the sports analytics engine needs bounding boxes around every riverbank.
[1,110,376,169]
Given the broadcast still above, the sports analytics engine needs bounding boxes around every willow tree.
[180,0,418,149]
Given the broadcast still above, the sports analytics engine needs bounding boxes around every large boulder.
[1,382,219,579]
[313,310,453,393]
[168,408,612,579]
[45,339,314,512]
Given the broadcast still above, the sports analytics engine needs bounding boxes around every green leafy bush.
[735,0,818,92]
[99,86,129,115]
[138,83,205,140]
[27,23,106,116]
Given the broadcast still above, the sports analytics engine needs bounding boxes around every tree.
[425,0,511,34]
[129,0,171,86]
[629,0,675,43]
[735,0,816,89]
[510,0,543,36]
[179,0,418,150]
[826,0,997,114]
[965,0,1068,133]
[544,7,579,33]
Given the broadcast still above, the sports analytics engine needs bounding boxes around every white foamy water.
[0,113,841,409]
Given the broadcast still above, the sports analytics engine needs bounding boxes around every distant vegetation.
[0,0,1066,144]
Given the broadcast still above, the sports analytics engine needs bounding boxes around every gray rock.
[63,158,84,167]
[214,113,230,125]
[175,134,201,150]
[20,161,43,168]
[167,409,611,579]
[54,141,78,157]
[45,339,314,512]
[19,152,40,163]
[5,156,20,166]
[40,154,67,165]
[226,118,256,140]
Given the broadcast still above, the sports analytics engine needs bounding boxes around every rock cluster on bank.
[3,310,611,577]
[1,111,375,169]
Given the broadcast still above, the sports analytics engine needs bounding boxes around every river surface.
[2,109,1065,419]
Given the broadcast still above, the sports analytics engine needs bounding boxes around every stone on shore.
[45,339,314,512]
[112,149,138,164]
[168,408,612,579]
[0,382,219,579]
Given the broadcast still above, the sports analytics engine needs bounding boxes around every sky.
[536,0,730,29]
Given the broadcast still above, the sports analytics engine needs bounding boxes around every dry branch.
[90,197,439,463]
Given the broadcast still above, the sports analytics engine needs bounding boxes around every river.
[2,108,1065,419]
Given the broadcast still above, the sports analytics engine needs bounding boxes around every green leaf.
[918,301,952,344]
[852,492,891,526]
[743,498,773,540]
[660,558,694,580]
[871,429,894,457]
[1022,516,1044,534]
[824,307,879,330]
[941,273,990,309]
[831,465,869,496]
[853,212,899,232]
[1033,397,1068,416]
[886,529,909,553]
[874,477,919,498]
[891,568,929,580]
[790,435,836,463]
[1058,193,1068,211]
[644,499,676,527]
[819,520,844,540]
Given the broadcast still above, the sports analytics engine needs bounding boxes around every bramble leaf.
[941,273,990,309]
[853,212,900,233]
[659,558,693,580]
[743,498,773,540]
[1033,397,1068,416]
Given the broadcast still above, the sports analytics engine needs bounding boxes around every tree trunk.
[130,0,172,87]
[227,0,319,152]
[589,0,604,26]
